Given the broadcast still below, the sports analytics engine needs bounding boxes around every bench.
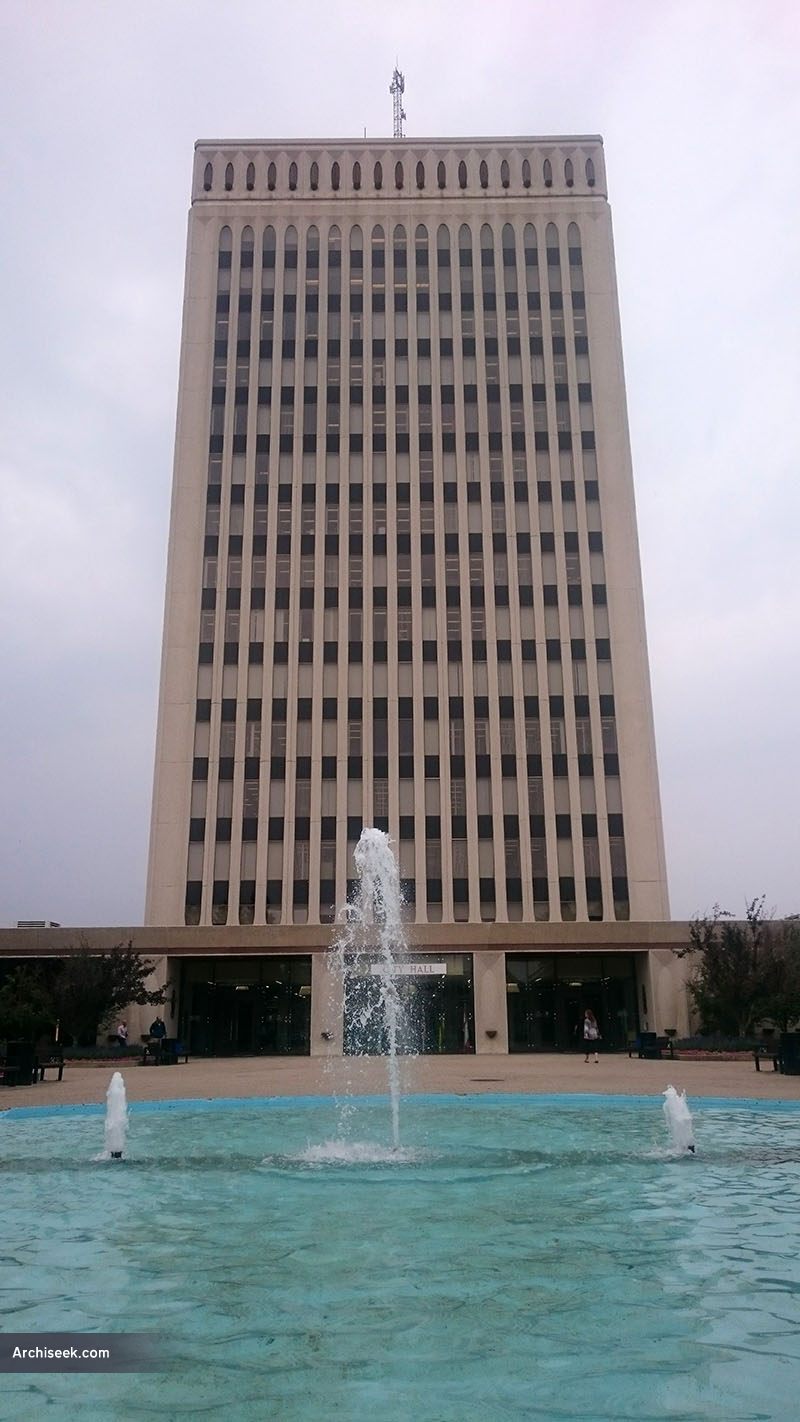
[140,1039,189,1066]
[38,1056,65,1082]
[753,1045,780,1072]
[628,1033,674,1060]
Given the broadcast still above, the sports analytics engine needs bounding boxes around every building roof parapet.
[191,137,606,205]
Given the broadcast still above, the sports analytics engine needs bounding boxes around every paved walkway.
[2,1052,798,1110]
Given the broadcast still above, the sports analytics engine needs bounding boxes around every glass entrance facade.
[179,956,312,1055]
[506,953,639,1051]
[343,953,475,1055]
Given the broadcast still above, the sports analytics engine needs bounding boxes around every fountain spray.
[662,1085,696,1154]
[329,828,410,1147]
[104,1071,129,1160]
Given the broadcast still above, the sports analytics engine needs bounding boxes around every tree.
[676,900,799,1038]
[760,918,800,1032]
[0,966,56,1042]
[52,941,166,1046]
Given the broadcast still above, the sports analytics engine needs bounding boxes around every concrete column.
[473,950,508,1053]
[126,953,171,1042]
[649,948,692,1036]
[310,952,344,1057]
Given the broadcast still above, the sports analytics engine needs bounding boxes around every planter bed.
[672,1050,753,1062]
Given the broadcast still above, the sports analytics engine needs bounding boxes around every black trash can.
[5,1042,39,1086]
[159,1038,178,1065]
[779,1032,800,1075]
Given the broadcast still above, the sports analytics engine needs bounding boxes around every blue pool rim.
[2,1091,800,1120]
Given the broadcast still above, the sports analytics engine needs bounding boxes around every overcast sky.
[1,0,798,928]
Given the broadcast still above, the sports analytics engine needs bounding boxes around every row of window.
[189,843,627,892]
[195,693,615,719]
[191,751,621,779]
[190,811,626,837]
[203,155,597,197]
[215,218,586,270]
[187,878,629,926]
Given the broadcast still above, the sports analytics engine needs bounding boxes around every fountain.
[662,1084,696,1153]
[328,827,410,1148]
[104,1070,128,1159]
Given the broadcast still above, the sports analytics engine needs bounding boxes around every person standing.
[116,1021,128,1048]
[583,1008,600,1063]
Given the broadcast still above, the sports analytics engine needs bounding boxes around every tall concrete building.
[141,136,677,1055]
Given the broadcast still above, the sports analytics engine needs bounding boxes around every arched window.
[219,226,233,254]
[393,223,407,310]
[328,226,341,298]
[500,159,510,189]
[437,160,446,190]
[240,227,254,292]
[331,161,340,191]
[479,159,489,189]
[564,158,574,188]
[501,223,518,326]
[203,161,213,192]
[522,158,531,189]
[371,225,385,289]
[416,160,425,189]
[374,160,383,190]
[267,161,276,191]
[458,159,467,189]
[567,221,583,293]
[352,160,361,190]
[349,225,363,321]
[546,223,560,267]
[543,158,553,188]
[395,161,404,189]
[310,160,319,190]
[224,162,234,191]
[246,161,255,191]
[585,157,596,188]
[260,229,276,352]
[284,226,298,294]
[289,161,298,191]
[523,223,537,268]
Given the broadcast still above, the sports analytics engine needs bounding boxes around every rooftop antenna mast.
[389,66,406,138]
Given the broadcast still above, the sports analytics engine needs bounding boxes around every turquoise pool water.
[2,1093,800,1421]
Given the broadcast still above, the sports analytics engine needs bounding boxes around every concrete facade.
[146,136,669,935]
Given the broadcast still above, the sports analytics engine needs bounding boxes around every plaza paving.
[2,1051,799,1110]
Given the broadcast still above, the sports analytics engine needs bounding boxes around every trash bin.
[779,1032,800,1075]
[5,1042,39,1086]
